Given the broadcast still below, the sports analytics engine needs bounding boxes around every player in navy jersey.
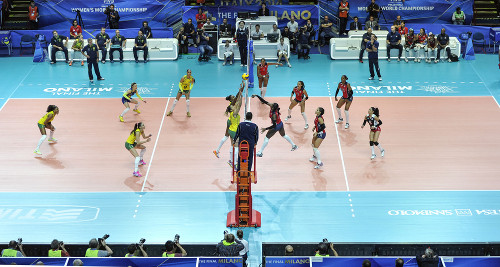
[284,81,309,129]
[362,107,385,159]
[310,107,326,169]
[252,95,298,157]
[334,75,353,129]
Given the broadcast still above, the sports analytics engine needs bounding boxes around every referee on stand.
[234,112,259,171]
[81,38,105,83]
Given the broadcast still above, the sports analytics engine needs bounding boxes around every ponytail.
[46,105,58,112]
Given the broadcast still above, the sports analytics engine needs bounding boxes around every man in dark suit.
[234,112,259,171]
[349,16,362,31]
[258,3,270,16]
[416,248,439,267]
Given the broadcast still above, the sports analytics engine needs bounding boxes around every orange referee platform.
[227,141,261,228]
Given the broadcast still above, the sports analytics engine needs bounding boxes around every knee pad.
[186,100,190,103]
[370,141,374,146]
[374,142,379,146]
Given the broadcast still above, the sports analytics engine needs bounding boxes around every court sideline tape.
[469,61,500,108]
[141,83,174,192]
[0,65,36,112]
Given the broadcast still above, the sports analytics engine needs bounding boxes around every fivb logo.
[0,205,99,224]
[104,0,114,4]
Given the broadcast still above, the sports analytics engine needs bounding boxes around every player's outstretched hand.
[335,97,338,101]
[260,127,266,134]
[251,95,256,98]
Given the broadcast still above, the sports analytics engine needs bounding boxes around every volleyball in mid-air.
[242,73,249,80]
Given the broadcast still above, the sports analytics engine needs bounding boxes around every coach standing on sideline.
[82,39,104,83]
[234,112,259,171]
[366,34,382,81]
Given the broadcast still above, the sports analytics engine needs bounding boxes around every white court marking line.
[326,82,350,192]
[140,84,174,192]
[469,61,500,109]
[0,65,36,112]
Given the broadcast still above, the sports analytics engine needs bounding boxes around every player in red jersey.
[284,81,310,129]
[310,107,326,169]
[415,28,428,63]
[334,75,353,129]
[404,28,416,63]
[252,95,298,157]
[361,107,385,160]
[426,32,438,63]
[257,58,282,97]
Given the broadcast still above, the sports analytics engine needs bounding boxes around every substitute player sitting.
[167,69,195,117]
[119,82,147,122]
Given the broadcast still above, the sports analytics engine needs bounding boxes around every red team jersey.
[405,34,414,46]
[293,87,305,101]
[270,109,282,124]
[428,37,436,47]
[417,33,427,44]
[338,82,349,98]
[258,63,269,76]
[315,116,325,133]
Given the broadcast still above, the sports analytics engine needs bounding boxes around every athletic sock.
[217,136,229,153]
[288,108,292,117]
[259,88,263,96]
[301,112,308,125]
[121,107,130,117]
[376,143,384,151]
[134,157,140,172]
[313,147,322,164]
[259,137,270,153]
[36,135,47,150]
[135,102,140,110]
[283,135,295,146]
[336,107,342,119]
[262,87,267,97]
[186,99,190,112]
[345,110,349,124]
[140,148,146,160]
[234,146,239,163]
[170,99,178,112]
[49,130,54,139]
[371,146,375,155]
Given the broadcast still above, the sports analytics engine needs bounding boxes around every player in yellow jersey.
[125,122,152,177]
[34,105,59,155]
[119,82,147,122]
[213,81,244,168]
[167,69,195,117]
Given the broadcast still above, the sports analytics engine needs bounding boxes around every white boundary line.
[140,84,174,192]
[1,189,500,193]
[0,65,36,111]
[469,62,500,108]
[327,82,350,192]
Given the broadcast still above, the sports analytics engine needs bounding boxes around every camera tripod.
[75,10,85,29]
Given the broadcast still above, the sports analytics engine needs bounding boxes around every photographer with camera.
[216,232,244,257]
[297,26,311,60]
[314,239,338,257]
[1,239,26,257]
[48,239,70,257]
[85,235,113,257]
[125,239,148,257]
[104,4,120,29]
[162,235,187,257]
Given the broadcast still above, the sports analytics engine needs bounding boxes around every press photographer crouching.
[85,234,113,257]
[125,238,148,257]
[162,235,187,257]
[314,238,338,257]
[1,239,26,257]
[48,239,69,257]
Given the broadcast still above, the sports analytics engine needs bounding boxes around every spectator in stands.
[414,28,428,63]
[197,27,213,61]
[319,16,334,46]
[1,240,26,257]
[96,28,110,64]
[109,29,126,63]
[81,38,104,82]
[404,28,416,62]
[196,8,207,29]
[314,242,339,257]
[386,25,402,62]
[350,16,362,31]
[73,259,83,266]
[437,28,451,62]
[258,2,270,16]
[219,18,232,38]
[359,27,372,63]
[69,35,85,66]
[366,34,382,81]
[452,7,465,25]
[285,245,294,256]
[396,258,405,267]
[28,0,39,30]
[236,230,249,267]
[269,24,281,38]
[393,15,402,28]
[184,18,197,47]
[305,19,315,45]
[125,243,148,257]
[133,30,148,63]
[252,24,265,39]
[162,240,187,257]
[338,0,349,36]
[216,233,244,256]
[50,30,69,64]
[362,259,371,267]
[235,21,249,66]
[398,21,408,35]
[140,21,153,39]
[177,27,188,55]
[287,17,299,35]
[104,4,120,29]
[277,37,291,67]
[282,26,296,53]
[426,32,438,63]
[365,16,379,30]
[85,238,113,257]
[203,18,215,29]
[70,20,82,39]
[366,0,380,21]
[416,247,439,267]
[297,26,311,60]
[223,40,234,65]
[48,239,69,257]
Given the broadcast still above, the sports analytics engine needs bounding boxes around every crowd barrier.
[0,257,242,266]
[48,38,178,61]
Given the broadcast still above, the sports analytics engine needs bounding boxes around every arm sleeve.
[98,250,109,257]
[362,118,368,126]
[377,119,382,126]
[136,92,144,101]
[334,86,340,97]
[254,95,268,105]
[17,251,24,257]
[122,91,131,100]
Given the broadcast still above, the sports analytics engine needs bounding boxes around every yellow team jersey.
[38,111,55,125]
[126,129,141,144]
[229,112,240,132]
[180,75,194,91]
